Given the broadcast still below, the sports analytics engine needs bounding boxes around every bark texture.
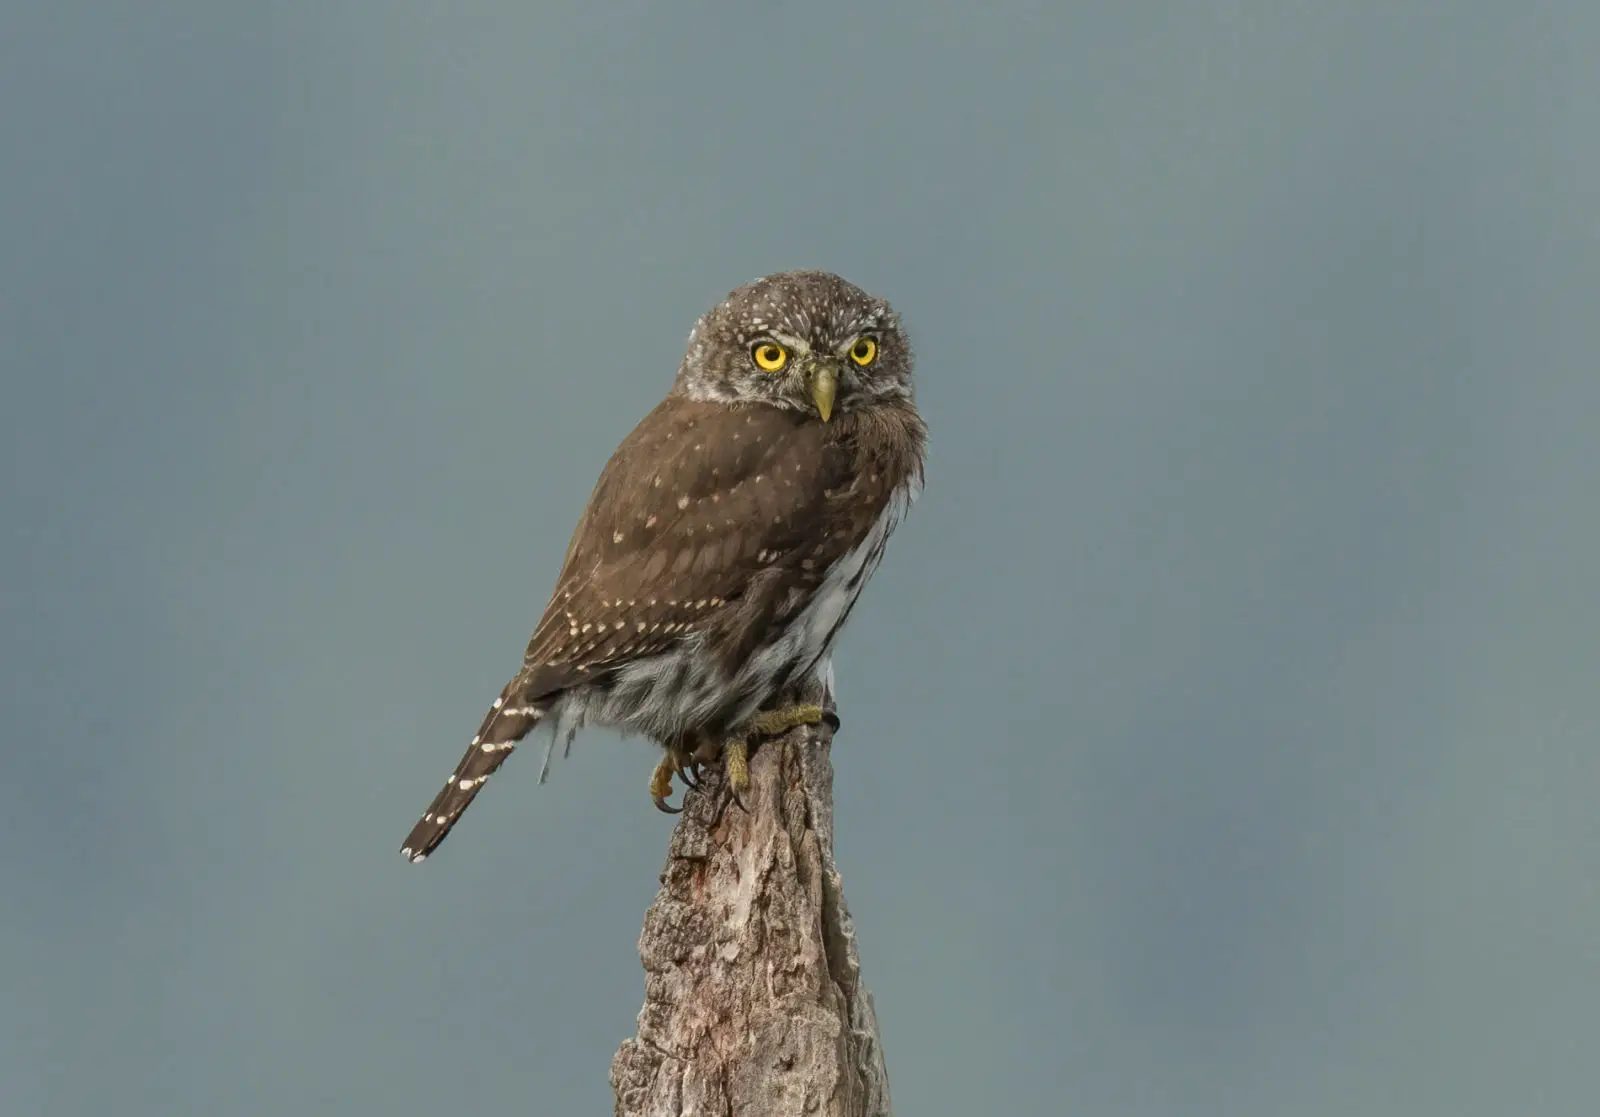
[611,703,891,1116]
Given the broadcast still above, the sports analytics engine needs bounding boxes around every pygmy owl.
[401,270,927,861]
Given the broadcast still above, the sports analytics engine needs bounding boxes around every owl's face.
[675,270,913,420]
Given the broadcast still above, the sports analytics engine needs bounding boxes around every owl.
[401,270,927,862]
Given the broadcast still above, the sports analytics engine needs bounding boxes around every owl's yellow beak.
[809,360,838,422]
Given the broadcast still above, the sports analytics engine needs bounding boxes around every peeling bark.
[611,703,891,1116]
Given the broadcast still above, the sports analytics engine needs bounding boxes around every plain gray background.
[4,3,1598,1114]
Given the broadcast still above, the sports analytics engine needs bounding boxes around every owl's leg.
[746,703,828,739]
[724,736,750,802]
[720,703,830,805]
[650,740,699,814]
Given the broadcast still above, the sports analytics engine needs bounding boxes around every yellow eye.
[849,337,877,366]
[752,342,788,371]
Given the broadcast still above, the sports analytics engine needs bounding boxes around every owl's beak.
[808,360,838,422]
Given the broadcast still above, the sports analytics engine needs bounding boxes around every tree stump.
[610,698,891,1116]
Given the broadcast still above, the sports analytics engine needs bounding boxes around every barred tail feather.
[399,680,547,863]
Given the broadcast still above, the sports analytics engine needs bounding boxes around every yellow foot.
[747,703,827,738]
[719,704,828,810]
[724,736,750,800]
[650,743,697,814]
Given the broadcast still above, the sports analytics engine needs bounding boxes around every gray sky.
[5,3,1599,1114]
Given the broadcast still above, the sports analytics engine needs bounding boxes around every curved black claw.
[680,762,701,790]
[653,794,682,815]
[821,707,842,732]
[727,786,749,815]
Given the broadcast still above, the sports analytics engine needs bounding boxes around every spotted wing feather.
[510,398,862,694]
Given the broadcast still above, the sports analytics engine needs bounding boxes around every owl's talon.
[747,703,827,739]
[711,705,826,814]
[681,761,701,790]
[650,750,689,813]
[724,736,750,811]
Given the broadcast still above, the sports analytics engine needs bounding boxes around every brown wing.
[509,397,875,699]
[401,397,923,862]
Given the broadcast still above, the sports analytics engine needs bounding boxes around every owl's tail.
[399,676,547,863]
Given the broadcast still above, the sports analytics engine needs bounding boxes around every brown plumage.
[401,271,926,862]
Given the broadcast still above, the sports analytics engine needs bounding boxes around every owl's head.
[674,270,913,420]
